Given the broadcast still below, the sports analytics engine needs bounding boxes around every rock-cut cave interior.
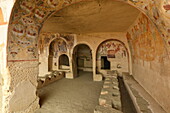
[0,0,170,113]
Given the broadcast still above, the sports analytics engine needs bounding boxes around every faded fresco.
[39,33,74,55]
[49,39,67,57]
[127,13,165,62]
[97,40,127,60]
[7,0,170,61]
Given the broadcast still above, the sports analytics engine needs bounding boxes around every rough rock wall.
[127,13,170,113]
[3,61,39,113]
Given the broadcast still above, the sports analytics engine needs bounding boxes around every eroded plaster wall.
[127,13,170,113]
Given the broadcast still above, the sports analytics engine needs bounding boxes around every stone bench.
[37,71,64,88]
[123,74,166,113]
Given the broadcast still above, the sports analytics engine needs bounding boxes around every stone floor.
[35,71,103,113]
[36,71,138,113]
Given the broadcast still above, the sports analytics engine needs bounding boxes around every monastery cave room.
[0,0,170,113]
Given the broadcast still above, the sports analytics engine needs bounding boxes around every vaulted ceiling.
[41,0,140,33]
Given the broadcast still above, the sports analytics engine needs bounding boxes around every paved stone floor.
[35,71,103,113]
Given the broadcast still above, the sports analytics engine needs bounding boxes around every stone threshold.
[123,75,166,113]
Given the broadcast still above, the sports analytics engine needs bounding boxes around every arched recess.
[58,54,70,70]
[72,44,93,78]
[96,39,129,74]
[4,0,169,112]
[48,38,67,71]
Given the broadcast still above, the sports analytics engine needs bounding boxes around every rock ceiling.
[41,0,140,33]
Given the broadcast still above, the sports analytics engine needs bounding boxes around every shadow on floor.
[118,76,137,113]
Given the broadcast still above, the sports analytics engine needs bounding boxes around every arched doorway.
[59,54,70,70]
[96,39,129,74]
[72,44,92,77]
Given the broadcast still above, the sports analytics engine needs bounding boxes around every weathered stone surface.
[94,105,123,113]
[9,81,37,112]
[94,74,103,81]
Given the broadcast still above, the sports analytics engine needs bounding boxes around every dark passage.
[118,77,137,113]
[101,56,110,69]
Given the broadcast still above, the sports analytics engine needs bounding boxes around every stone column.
[93,50,102,81]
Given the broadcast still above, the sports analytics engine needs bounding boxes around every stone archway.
[3,0,170,112]
[96,39,129,75]
[72,44,93,78]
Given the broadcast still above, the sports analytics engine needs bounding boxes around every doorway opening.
[101,56,110,69]
[73,44,92,77]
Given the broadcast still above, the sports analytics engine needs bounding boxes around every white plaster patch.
[9,81,36,112]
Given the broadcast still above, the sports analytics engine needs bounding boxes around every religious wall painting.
[38,33,75,57]
[50,39,67,57]
[47,0,59,8]
[26,25,38,39]
[60,34,75,49]
[57,39,67,53]
[107,50,116,58]
[127,13,165,62]
[62,0,73,7]
[20,0,35,13]
[97,41,127,60]
[21,16,35,25]
[8,22,39,60]
[162,0,170,18]
[8,0,170,61]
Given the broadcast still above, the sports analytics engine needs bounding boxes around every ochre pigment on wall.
[39,33,74,55]
[7,0,170,61]
[96,40,129,73]
[127,14,165,62]
[97,40,127,60]
[127,13,170,113]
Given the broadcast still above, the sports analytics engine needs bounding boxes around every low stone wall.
[37,71,65,88]
[94,71,122,113]
[123,74,166,113]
